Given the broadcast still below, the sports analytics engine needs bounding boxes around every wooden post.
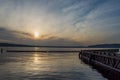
[1,48,3,54]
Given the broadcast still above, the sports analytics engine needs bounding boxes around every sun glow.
[34,31,39,39]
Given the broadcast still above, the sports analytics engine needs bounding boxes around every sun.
[34,31,39,39]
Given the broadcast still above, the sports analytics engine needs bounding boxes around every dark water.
[0,47,108,80]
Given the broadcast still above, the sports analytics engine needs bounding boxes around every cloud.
[36,37,83,46]
[0,27,33,43]
[0,27,83,46]
[70,0,120,45]
[0,0,120,45]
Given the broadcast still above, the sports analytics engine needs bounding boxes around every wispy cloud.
[0,0,120,45]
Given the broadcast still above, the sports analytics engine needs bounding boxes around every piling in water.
[1,48,3,54]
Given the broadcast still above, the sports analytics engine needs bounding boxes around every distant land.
[0,43,120,48]
[88,44,120,48]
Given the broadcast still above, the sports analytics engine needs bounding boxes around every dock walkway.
[79,49,120,73]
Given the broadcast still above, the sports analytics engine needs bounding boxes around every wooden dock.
[79,49,120,80]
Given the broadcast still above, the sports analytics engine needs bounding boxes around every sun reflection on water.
[33,53,39,63]
[23,52,43,71]
[23,52,55,73]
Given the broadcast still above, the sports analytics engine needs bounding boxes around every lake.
[0,47,113,80]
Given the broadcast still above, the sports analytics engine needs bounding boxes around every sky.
[0,0,120,46]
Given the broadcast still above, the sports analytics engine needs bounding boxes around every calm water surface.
[0,47,108,80]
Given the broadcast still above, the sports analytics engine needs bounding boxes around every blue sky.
[0,0,120,46]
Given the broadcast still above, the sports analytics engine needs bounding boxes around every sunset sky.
[0,0,120,46]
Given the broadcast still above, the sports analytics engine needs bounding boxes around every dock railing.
[79,49,120,73]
